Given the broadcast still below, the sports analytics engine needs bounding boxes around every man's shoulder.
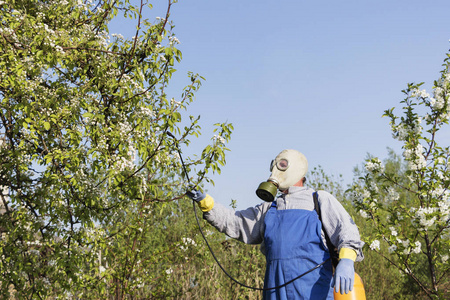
[316,190,339,203]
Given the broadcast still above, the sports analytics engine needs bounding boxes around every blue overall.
[263,201,334,300]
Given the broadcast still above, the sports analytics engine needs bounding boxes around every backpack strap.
[313,191,339,269]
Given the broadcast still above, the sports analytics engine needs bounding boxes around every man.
[187,149,364,300]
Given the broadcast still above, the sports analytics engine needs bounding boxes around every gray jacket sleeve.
[203,201,269,245]
[318,190,365,261]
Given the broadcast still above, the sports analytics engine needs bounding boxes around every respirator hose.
[167,131,330,291]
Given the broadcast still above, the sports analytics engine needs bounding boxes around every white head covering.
[268,149,308,191]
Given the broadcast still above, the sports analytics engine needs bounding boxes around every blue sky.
[110,0,450,209]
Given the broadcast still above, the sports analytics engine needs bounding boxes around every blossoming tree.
[350,50,450,299]
[0,0,232,298]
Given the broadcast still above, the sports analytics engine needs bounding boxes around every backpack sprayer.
[166,132,366,298]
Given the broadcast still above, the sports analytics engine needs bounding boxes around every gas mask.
[256,149,308,202]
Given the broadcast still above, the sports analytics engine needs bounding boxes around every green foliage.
[309,165,345,200]
[0,0,233,298]
[349,50,450,299]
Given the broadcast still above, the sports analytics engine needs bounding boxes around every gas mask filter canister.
[256,149,308,202]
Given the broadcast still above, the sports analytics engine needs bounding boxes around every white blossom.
[412,241,421,254]
[111,33,124,40]
[396,238,409,248]
[369,240,380,251]
[359,210,369,219]
[182,237,196,246]
[180,237,197,251]
[438,200,450,222]
[419,216,436,228]
[414,207,437,229]
[389,227,398,237]
[392,117,422,140]
[387,187,400,202]
[388,244,397,254]
[365,158,384,173]
[213,135,226,145]
[369,182,379,193]
[138,106,154,118]
[168,36,180,45]
[403,144,427,170]
[362,189,371,199]
[445,72,450,82]
[170,98,181,107]
[412,88,430,99]
[392,123,409,141]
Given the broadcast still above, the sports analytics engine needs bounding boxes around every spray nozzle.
[166,131,176,139]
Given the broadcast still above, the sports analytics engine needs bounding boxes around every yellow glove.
[197,194,214,212]
[339,248,357,261]
[186,189,214,212]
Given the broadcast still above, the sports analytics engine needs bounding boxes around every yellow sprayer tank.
[334,273,366,300]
